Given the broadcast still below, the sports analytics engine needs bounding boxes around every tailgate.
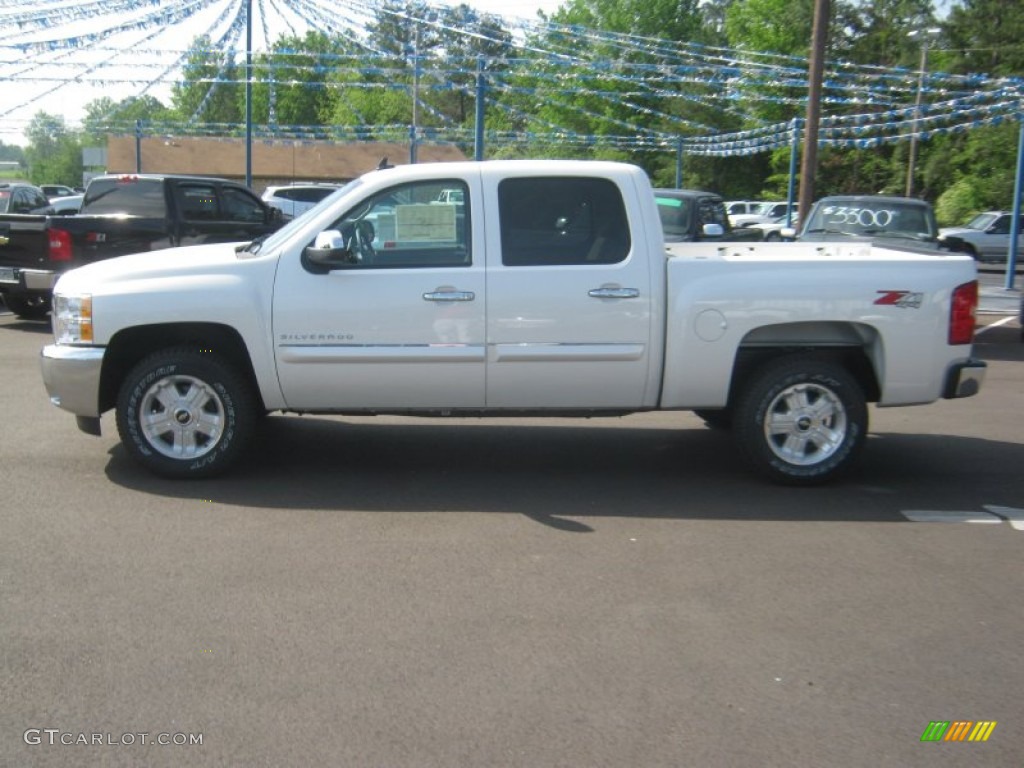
[0,215,50,279]
[61,216,173,262]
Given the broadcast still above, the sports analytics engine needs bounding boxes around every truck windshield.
[964,213,999,231]
[82,178,167,216]
[239,178,361,256]
[804,201,937,241]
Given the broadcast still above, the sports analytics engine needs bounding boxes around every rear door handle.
[588,287,639,299]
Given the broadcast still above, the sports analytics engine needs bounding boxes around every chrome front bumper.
[40,344,106,433]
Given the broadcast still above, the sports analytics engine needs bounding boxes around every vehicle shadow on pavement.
[102,416,1024,529]
[974,323,1023,361]
[0,317,52,335]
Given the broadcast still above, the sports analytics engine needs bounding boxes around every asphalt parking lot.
[1,305,1022,767]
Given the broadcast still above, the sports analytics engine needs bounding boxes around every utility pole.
[798,0,830,223]
[410,26,420,165]
[905,27,941,198]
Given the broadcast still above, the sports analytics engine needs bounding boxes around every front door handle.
[588,286,640,299]
[423,290,475,302]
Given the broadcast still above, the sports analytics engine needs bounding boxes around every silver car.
[939,211,1024,263]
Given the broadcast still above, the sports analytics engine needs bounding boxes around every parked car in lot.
[262,183,343,219]
[0,182,54,215]
[791,195,940,249]
[743,213,793,241]
[41,184,76,200]
[725,200,760,218]
[730,201,798,229]
[939,211,1024,263]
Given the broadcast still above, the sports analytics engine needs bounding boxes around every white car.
[41,184,77,200]
[731,201,797,228]
[743,213,795,241]
[725,200,760,222]
[939,211,1024,263]
[261,183,342,219]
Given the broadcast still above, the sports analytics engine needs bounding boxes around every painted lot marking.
[900,506,1024,530]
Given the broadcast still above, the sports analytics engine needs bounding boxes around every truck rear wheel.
[734,355,867,485]
[115,347,256,479]
[3,294,51,320]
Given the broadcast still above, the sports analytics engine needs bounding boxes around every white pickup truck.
[41,160,985,484]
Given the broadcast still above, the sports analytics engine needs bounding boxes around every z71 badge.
[874,290,924,309]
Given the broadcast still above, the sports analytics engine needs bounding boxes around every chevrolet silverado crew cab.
[41,160,985,485]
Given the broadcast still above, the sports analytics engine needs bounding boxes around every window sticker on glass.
[396,203,457,242]
[822,206,895,228]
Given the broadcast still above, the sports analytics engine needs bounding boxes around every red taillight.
[47,227,72,262]
[949,280,978,345]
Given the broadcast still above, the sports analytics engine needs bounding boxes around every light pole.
[905,27,941,198]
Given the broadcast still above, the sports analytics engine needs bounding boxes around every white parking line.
[901,510,1003,524]
[984,505,1024,531]
[975,315,1017,335]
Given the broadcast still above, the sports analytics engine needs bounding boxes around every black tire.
[764,231,781,242]
[733,355,867,485]
[115,347,256,479]
[693,408,733,430]
[4,294,51,320]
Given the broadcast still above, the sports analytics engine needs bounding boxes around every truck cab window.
[321,180,470,269]
[498,177,630,266]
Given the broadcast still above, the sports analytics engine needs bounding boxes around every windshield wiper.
[863,230,933,241]
[804,228,857,236]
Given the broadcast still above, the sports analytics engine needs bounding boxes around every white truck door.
[272,176,485,409]
[484,174,654,408]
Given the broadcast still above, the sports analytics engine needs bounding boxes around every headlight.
[53,293,93,344]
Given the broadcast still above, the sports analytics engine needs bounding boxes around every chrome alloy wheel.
[762,382,847,467]
[138,374,226,459]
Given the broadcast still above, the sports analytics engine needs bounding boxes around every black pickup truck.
[0,174,285,319]
[654,188,763,243]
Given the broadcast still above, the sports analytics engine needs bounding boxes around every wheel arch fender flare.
[99,322,264,415]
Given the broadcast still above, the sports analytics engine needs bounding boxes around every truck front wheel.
[115,347,256,479]
[734,356,867,485]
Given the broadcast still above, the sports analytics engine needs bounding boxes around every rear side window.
[82,178,167,216]
[498,177,630,266]
[697,198,728,228]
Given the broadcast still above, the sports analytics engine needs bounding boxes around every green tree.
[249,32,356,131]
[925,0,1024,217]
[24,112,82,186]
[171,36,243,131]
[82,96,175,143]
